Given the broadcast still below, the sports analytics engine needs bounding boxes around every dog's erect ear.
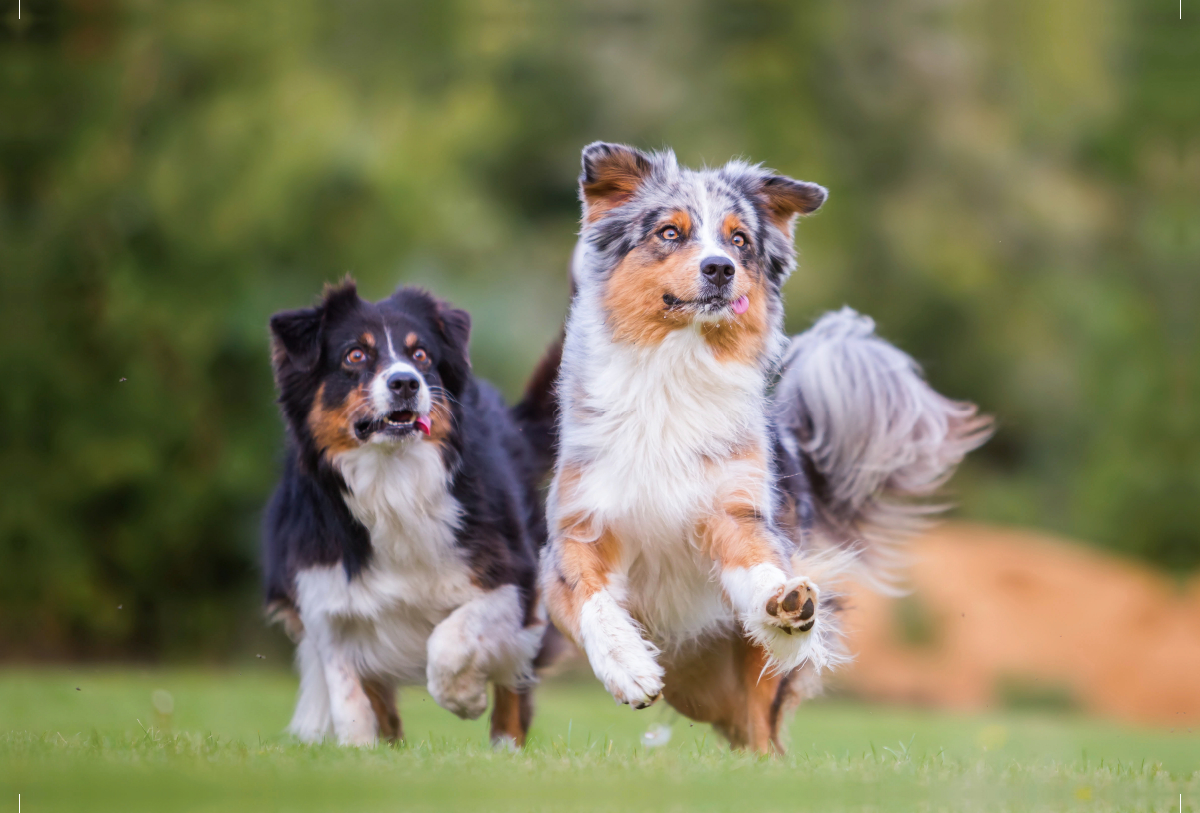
[579,141,655,222]
[269,278,360,374]
[757,175,828,232]
[434,301,472,396]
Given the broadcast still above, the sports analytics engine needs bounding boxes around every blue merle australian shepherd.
[540,143,991,753]
[264,281,559,747]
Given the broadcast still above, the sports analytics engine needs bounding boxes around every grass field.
[1,666,1196,812]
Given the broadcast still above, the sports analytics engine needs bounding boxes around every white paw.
[491,734,521,753]
[579,591,664,708]
[592,640,664,708]
[336,719,378,747]
[427,662,489,720]
[288,720,329,744]
[746,576,820,670]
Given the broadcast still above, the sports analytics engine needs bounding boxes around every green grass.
[1,666,1196,812]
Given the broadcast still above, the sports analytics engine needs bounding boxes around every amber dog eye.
[412,348,429,365]
[731,232,747,248]
[345,348,367,365]
[659,226,680,241]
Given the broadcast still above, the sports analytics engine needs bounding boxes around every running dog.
[264,280,558,747]
[540,142,990,752]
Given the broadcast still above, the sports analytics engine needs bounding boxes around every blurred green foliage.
[1,0,1196,658]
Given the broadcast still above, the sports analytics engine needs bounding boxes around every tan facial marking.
[425,389,454,444]
[307,382,370,457]
[604,243,705,346]
[603,227,770,362]
[667,209,692,236]
[359,333,376,349]
[405,332,418,348]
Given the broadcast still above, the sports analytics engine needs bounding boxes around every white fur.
[427,585,544,719]
[719,562,786,618]
[297,612,378,745]
[578,590,664,706]
[289,439,542,743]
[289,634,333,742]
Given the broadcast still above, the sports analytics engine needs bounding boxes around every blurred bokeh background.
[1,0,1196,682]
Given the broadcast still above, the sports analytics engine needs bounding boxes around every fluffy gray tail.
[774,308,991,591]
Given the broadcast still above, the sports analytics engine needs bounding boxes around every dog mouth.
[662,293,750,315]
[353,411,432,441]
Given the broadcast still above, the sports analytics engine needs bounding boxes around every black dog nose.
[700,256,735,286]
[387,371,421,396]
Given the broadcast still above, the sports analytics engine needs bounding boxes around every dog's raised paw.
[588,636,664,708]
[765,576,818,634]
[427,666,489,720]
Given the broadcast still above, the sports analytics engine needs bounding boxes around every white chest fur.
[556,325,777,643]
[295,440,477,681]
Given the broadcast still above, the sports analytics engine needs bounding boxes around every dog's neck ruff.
[333,439,463,571]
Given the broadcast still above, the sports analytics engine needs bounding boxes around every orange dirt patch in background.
[835,523,1200,727]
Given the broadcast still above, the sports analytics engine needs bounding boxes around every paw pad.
[765,578,819,634]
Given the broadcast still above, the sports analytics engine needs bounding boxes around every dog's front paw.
[765,576,818,634]
[579,593,664,708]
[592,638,664,708]
[745,576,820,670]
[426,662,489,720]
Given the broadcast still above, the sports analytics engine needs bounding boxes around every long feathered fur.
[775,307,993,593]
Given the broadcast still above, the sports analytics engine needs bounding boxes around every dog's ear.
[318,277,361,322]
[270,307,324,374]
[269,278,360,374]
[434,301,472,396]
[757,175,827,233]
[579,141,656,222]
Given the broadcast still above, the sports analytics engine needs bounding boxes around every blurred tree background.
[1,0,1196,659]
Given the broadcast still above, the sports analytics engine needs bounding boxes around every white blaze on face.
[369,328,432,415]
[695,189,735,269]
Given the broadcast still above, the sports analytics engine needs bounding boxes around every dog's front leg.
[541,527,664,708]
[304,614,378,746]
[426,584,542,721]
[703,504,822,672]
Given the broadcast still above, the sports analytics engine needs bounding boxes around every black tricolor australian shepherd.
[541,142,991,752]
[264,280,558,747]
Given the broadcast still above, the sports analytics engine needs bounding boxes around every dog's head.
[269,280,470,461]
[574,142,825,350]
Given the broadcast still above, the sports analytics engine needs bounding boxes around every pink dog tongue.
[416,415,432,436]
[732,295,750,315]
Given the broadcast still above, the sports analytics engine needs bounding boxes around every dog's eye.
[412,348,429,365]
[731,232,747,248]
[658,226,680,241]
[345,348,367,365]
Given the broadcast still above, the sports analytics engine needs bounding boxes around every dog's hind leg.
[489,685,532,749]
[361,678,401,743]
[661,633,786,754]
